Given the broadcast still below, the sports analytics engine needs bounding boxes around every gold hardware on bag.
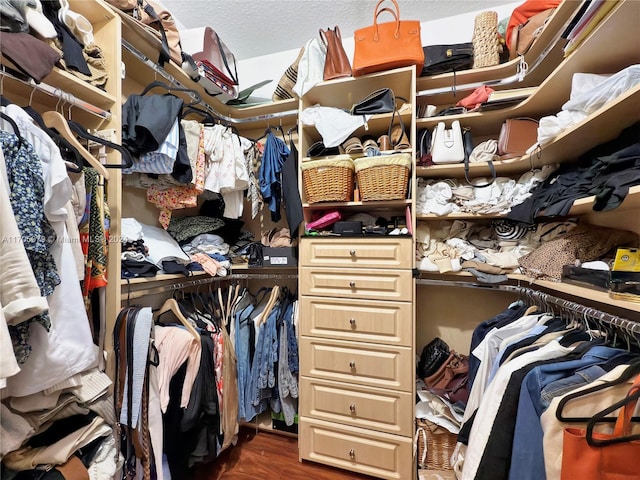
[446,49,452,57]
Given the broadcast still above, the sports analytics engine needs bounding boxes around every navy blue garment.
[259,132,290,223]
[468,303,528,391]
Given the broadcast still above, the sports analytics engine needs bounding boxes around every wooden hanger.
[42,111,110,180]
[155,297,200,341]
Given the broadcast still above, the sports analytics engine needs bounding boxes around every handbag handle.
[373,0,401,39]
[586,374,640,446]
[319,26,342,46]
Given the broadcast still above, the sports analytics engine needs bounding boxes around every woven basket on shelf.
[416,418,458,470]
[472,11,501,68]
[301,156,354,203]
[353,153,411,202]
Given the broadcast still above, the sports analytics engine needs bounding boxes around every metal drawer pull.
[349,318,356,327]
[349,403,356,413]
[349,281,356,288]
[349,449,356,459]
[349,249,356,256]
[349,361,356,369]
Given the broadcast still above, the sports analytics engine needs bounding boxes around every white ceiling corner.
[160,0,518,61]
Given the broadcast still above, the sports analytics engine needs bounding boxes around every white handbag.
[431,120,465,164]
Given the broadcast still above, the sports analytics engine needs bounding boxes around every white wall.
[180,2,521,101]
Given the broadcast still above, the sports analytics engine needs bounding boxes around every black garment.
[40,0,90,75]
[282,139,304,237]
[172,121,193,184]
[163,335,220,479]
[121,259,159,278]
[508,123,640,224]
[122,94,184,155]
[28,413,97,447]
[162,260,191,276]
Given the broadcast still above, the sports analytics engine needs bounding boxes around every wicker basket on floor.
[301,156,354,203]
[353,153,411,201]
[416,418,458,470]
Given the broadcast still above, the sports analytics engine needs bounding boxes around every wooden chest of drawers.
[299,238,414,479]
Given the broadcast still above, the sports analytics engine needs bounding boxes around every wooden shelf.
[417,83,640,179]
[118,11,297,130]
[417,271,640,314]
[121,270,209,286]
[42,67,117,110]
[302,110,413,145]
[414,0,582,100]
[567,185,640,216]
[303,199,411,209]
[416,212,502,220]
[303,66,416,109]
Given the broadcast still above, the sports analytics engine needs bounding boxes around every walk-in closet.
[1,1,639,479]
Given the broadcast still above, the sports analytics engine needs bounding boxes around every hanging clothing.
[80,167,109,305]
[243,140,262,219]
[282,139,304,237]
[258,132,289,223]
[0,149,49,329]
[146,122,206,228]
[203,124,250,219]
[1,131,58,363]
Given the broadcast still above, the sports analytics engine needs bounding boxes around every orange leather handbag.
[560,374,640,480]
[352,0,424,77]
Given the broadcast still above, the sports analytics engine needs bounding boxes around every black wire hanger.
[67,120,134,169]
[0,110,23,149]
[140,80,202,107]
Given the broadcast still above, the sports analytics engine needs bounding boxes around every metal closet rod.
[123,272,299,300]
[122,40,298,126]
[415,278,640,335]
[0,67,111,119]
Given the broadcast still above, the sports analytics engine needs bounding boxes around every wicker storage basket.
[353,153,411,201]
[416,418,458,470]
[301,156,354,203]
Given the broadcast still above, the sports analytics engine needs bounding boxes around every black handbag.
[421,43,473,77]
[350,88,395,115]
[417,337,451,379]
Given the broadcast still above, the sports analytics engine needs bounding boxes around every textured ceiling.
[161,0,517,60]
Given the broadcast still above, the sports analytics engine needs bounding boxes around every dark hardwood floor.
[192,427,376,480]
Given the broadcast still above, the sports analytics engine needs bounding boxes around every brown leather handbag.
[320,26,352,81]
[424,351,470,404]
[497,117,539,160]
[509,8,556,60]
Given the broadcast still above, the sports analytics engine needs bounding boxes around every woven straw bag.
[472,11,501,68]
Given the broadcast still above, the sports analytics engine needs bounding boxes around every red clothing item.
[506,0,562,50]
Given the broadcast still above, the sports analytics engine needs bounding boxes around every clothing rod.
[122,272,298,300]
[0,67,111,119]
[415,278,639,335]
[122,41,298,125]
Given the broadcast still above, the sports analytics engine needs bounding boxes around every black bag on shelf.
[421,43,474,77]
[417,337,451,379]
